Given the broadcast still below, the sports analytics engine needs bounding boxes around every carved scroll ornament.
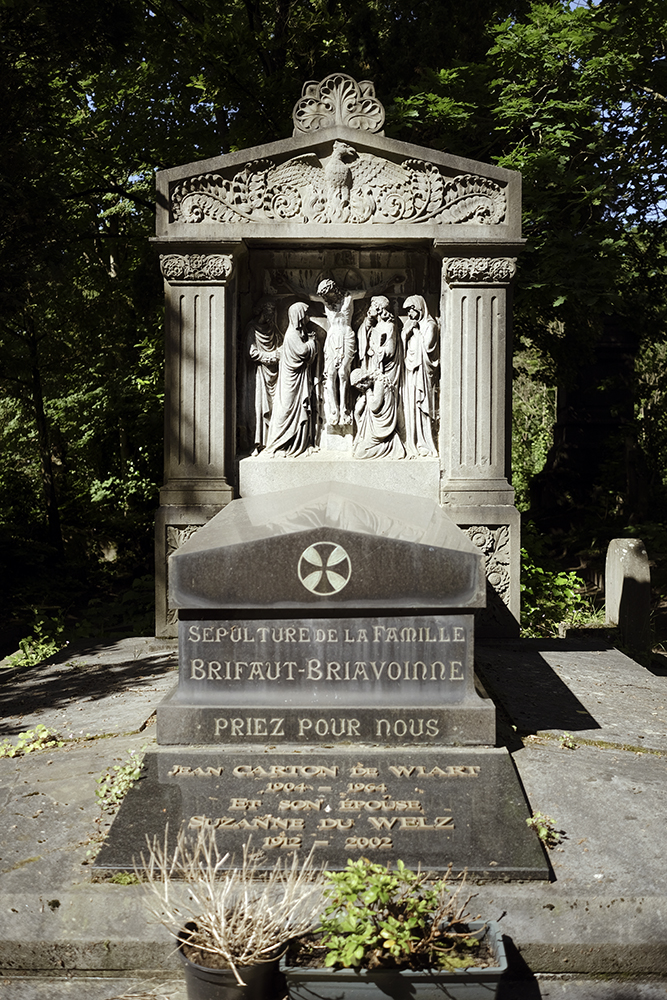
[444,257,517,285]
[293,73,385,135]
[159,253,234,283]
[170,142,506,227]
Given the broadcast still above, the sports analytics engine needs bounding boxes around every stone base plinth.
[157,693,496,746]
[239,454,440,500]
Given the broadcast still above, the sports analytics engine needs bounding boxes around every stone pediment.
[156,110,521,242]
[169,482,485,610]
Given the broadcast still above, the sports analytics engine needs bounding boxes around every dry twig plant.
[140,826,325,985]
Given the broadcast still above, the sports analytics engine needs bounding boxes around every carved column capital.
[442,256,517,286]
[159,253,235,284]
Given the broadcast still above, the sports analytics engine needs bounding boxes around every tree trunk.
[26,323,64,556]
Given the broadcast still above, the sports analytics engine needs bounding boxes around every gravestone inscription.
[96,484,547,878]
[95,748,546,879]
[159,612,492,745]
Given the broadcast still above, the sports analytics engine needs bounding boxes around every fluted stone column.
[436,253,521,634]
[155,247,243,636]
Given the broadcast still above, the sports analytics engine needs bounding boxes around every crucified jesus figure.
[280,273,403,427]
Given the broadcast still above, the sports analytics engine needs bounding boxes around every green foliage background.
[1,0,666,645]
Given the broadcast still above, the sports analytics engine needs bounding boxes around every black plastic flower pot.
[177,924,282,1000]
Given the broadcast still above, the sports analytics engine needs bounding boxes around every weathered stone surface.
[605,537,651,655]
[169,482,485,610]
[239,454,440,500]
[93,747,547,880]
[0,638,177,740]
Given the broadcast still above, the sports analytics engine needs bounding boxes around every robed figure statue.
[401,294,439,458]
[264,302,319,457]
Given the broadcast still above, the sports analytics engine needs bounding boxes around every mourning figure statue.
[246,298,282,455]
[401,295,439,458]
[264,302,319,458]
[352,296,405,460]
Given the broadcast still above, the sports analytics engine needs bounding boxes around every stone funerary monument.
[95,74,545,878]
[154,72,522,639]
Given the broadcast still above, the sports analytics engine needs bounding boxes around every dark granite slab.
[169,483,485,610]
[94,747,547,880]
[176,615,475,706]
[157,701,496,745]
[159,613,495,745]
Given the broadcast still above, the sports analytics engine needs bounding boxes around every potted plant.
[283,857,507,1000]
[141,827,325,1000]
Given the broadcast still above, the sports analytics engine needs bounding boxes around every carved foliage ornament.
[464,525,511,607]
[160,254,234,283]
[165,525,201,625]
[444,257,516,284]
[170,142,506,227]
[293,73,385,135]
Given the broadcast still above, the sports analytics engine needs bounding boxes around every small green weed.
[107,871,141,885]
[0,724,65,758]
[559,732,578,750]
[6,614,66,668]
[526,811,562,849]
[96,745,147,813]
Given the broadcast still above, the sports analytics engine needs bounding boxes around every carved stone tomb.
[154,72,523,638]
[95,75,545,879]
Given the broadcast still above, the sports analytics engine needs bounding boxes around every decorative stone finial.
[292,73,385,136]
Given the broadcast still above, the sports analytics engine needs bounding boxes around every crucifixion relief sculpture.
[274,271,403,428]
[249,280,439,460]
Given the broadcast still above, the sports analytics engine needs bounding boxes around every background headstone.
[605,537,651,657]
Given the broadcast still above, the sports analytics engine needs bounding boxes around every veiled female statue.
[401,295,439,457]
[352,296,405,460]
[246,298,282,455]
[264,302,319,457]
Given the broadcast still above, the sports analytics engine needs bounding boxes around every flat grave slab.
[94,746,547,879]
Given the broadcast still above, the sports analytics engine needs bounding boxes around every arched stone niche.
[153,73,523,637]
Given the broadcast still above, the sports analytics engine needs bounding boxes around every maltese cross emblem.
[297,542,352,595]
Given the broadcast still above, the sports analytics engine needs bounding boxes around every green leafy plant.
[6,614,66,668]
[318,858,482,972]
[519,525,606,638]
[0,724,65,758]
[95,745,147,813]
[559,732,578,750]
[526,811,562,849]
